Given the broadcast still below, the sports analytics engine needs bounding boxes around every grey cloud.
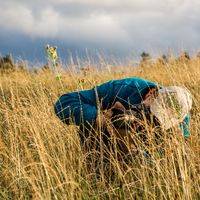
[1,0,200,62]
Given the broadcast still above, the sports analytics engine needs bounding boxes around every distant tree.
[179,51,190,60]
[157,54,168,64]
[0,54,15,72]
[42,63,51,71]
[162,54,168,62]
[140,52,151,62]
[140,52,152,67]
[0,54,14,65]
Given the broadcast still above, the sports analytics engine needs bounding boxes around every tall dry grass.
[0,57,199,199]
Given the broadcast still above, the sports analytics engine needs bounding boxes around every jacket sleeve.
[180,114,191,138]
[54,92,98,126]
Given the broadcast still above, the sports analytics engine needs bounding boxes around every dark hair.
[111,105,160,129]
[110,105,162,146]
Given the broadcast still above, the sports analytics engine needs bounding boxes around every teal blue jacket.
[54,78,190,137]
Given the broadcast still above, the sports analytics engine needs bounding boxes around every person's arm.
[54,92,98,126]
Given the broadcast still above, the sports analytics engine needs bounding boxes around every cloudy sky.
[0,0,200,63]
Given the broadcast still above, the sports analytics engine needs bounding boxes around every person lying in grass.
[54,77,192,154]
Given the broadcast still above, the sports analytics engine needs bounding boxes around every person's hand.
[143,88,157,107]
[95,109,112,127]
[96,101,126,130]
[111,101,126,111]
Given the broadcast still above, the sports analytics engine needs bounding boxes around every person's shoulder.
[104,77,161,89]
[110,77,146,84]
[122,77,159,87]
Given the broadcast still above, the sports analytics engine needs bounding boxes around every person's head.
[109,86,192,131]
[143,86,192,130]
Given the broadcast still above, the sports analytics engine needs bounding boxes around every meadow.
[0,55,199,199]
